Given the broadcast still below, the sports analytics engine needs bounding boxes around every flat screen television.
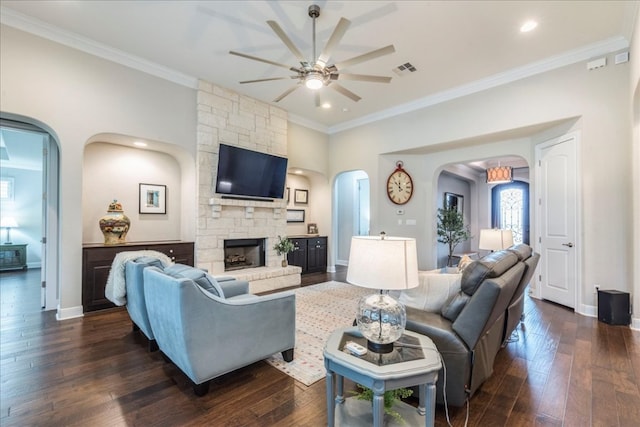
[215,144,288,200]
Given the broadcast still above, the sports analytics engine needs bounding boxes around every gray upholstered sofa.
[142,265,296,396]
[404,247,534,407]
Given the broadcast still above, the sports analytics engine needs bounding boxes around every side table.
[323,327,441,427]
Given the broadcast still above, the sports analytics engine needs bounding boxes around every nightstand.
[0,244,28,271]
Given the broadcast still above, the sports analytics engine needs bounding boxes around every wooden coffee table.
[323,327,441,427]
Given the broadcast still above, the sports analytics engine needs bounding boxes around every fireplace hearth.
[223,238,266,271]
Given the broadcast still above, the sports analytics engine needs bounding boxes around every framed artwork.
[286,209,305,223]
[139,183,167,214]
[307,223,318,234]
[286,187,290,203]
[444,192,463,215]
[294,189,308,204]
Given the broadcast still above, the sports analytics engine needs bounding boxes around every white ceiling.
[1,1,636,135]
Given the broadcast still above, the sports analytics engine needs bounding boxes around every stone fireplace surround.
[195,80,301,293]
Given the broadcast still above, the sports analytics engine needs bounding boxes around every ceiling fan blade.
[333,45,395,70]
[317,17,351,66]
[239,77,294,84]
[336,73,392,83]
[273,84,301,102]
[229,51,299,72]
[267,20,306,64]
[328,83,361,102]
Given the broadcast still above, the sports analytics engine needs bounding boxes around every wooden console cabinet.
[0,244,28,271]
[82,241,194,312]
[287,236,327,274]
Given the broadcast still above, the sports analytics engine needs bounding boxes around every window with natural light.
[498,187,524,244]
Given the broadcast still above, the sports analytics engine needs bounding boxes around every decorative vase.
[281,258,288,268]
[99,200,130,245]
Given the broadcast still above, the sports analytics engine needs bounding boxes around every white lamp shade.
[1,217,18,228]
[479,229,514,251]
[346,236,419,290]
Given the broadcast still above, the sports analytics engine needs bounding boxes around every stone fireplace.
[224,238,266,271]
[195,80,301,293]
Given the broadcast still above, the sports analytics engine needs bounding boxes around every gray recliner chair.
[143,266,296,396]
[405,250,525,406]
[503,244,540,343]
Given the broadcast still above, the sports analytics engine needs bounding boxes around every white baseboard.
[326,265,336,273]
[632,318,640,331]
[579,304,597,318]
[56,305,84,321]
[335,260,348,266]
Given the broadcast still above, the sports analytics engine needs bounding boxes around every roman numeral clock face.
[386,163,414,205]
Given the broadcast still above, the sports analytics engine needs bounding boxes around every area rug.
[265,281,370,386]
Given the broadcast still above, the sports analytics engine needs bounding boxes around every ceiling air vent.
[393,62,417,76]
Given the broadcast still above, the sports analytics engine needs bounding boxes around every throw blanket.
[105,250,174,306]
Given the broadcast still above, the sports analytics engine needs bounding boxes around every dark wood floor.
[1,267,639,426]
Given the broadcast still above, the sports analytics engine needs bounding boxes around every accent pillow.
[399,272,462,312]
[441,291,471,322]
[457,255,474,273]
[164,264,224,298]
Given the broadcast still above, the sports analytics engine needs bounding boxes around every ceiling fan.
[229,4,395,104]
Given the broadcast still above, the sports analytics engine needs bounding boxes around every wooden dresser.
[82,241,194,312]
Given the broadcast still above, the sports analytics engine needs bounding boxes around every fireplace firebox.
[223,238,266,271]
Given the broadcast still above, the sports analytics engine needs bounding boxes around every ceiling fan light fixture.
[305,73,324,90]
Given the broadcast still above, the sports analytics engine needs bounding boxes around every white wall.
[630,6,640,329]
[0,25,196,318]
[82,142,182,243]
[329,53,632,315]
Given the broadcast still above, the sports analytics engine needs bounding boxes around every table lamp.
[479,228,514,252]
[346,233,419,353]
[1,217,18,244]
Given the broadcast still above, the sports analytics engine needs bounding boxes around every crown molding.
[328,36,629,135]
[2,7,629,136]
[0,7,198,89]
[286,113,329,133]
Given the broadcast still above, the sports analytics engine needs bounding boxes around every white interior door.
[536,134,578,308]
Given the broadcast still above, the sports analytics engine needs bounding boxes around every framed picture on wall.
[139,183,167,214]
[286,209,305,223]
[294,189,308,204]
[286,187,290,203]
[444,192,463,215]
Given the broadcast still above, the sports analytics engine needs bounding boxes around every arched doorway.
[333,170,370,266]
[0,117,60,312]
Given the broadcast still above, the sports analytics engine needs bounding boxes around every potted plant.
[437,206,472,267]
[273,235,294,267]
[351,384,413,424]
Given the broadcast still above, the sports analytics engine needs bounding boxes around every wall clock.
[386,161,414,205]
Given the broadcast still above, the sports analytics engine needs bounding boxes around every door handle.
[562,242,574,248]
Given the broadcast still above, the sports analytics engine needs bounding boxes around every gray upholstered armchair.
[143,266,296,396]
[124,256,165,351]
[124,259,253,352]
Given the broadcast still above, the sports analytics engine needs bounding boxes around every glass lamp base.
[356,292,407,354]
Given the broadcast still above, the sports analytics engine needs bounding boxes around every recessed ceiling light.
[133,141,147,147]
[321,102,331,109]
[295,170,303,174]
[520,20,538,33]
